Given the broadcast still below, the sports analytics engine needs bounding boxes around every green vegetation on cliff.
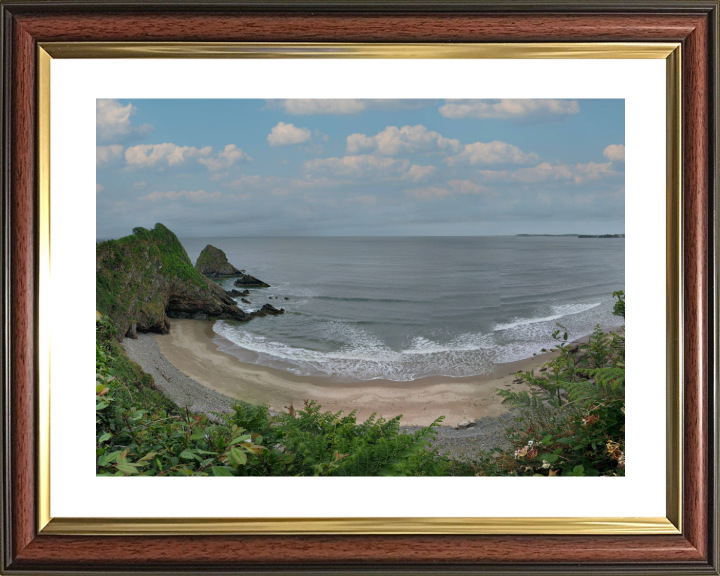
[455,292,626,477]
[96,319,448,476]
[95,267,626,477]
[96,223,249,340]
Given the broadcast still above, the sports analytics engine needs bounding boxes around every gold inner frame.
[37,42,682,536]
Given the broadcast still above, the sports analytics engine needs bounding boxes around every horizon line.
[96,233,626,240]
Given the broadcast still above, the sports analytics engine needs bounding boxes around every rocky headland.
[96,223,281,342]
[193,243,271,287]
[194,244,242,278]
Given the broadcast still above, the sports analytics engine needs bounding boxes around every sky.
[96,99,625,238]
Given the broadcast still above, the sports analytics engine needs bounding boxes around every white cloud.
[305,155,410,178]
[403,164,437,182]
[306,155,438,183]
[439,99,580,122]
[133,181,146,188]
[96,99,153,143]
[267,122,312,146]
[96,144,124,168]
[123,143,250,172]
[347,125,462,156]
[603,144,625,162]
[96,183,104,194]
[125,143,212,169]
[478,161,619,184]
[140,190,222,202]
[198,144,252,171]
[444,141,540,166]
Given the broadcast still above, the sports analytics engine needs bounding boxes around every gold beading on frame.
[38,41,682,536]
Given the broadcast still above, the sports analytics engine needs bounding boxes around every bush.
[96,324,449,476]
[96,292,626,478]
[462,303,625,477]
[612,290,625,318]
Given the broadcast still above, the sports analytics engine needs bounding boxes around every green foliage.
[271,401,448,476]
[466,292,626,478]
[96,327,450,477]
[96,223,210,336]
[497,325,624,412]
[612,290,625,318]
[97,316,163,395]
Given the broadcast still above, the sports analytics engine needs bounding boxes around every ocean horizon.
[179,236,625,383]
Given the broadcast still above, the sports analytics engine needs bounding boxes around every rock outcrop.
[97,224,253,342]
[255,304,285,316]
[194,244,243,278]
[226,288,249,297]
[234,273,270,288]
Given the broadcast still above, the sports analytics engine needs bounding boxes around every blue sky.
[96,99,624,238]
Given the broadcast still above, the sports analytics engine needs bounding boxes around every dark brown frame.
[1,1,718,573]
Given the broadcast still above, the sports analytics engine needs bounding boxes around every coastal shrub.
[612,290,625,318]
[270,401,448,476]
[96,325,449,477]
[460,296,625,477]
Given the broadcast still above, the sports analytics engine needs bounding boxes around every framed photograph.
[1,1,717,573]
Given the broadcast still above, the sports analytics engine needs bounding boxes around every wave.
[494,302,601,331]
[213,299,616,382]
[213,321,496,381]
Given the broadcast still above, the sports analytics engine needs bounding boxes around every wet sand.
[154,319,564,427]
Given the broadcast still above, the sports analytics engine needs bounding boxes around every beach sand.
[152,319,563,427]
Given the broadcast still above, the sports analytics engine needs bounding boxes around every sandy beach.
[147,318,564,427]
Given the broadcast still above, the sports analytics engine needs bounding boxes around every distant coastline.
[517,233,625,238]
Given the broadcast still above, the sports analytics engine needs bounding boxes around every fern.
[480,298,626,478]
[565,367,625,408]
[273,401,447,476]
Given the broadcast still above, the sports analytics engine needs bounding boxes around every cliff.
[194,245,242,278]
[96,224,252,341]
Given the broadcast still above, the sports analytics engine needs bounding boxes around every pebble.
[123,333,519,460]
[401,410,521,462]
[122,333,237,416]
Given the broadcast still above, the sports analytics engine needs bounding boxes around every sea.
[180,236,625,383]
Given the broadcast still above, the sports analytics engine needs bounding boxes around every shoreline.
[151,318,572,427]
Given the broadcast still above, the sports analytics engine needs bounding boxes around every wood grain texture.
[681,10,711,560]
[9,18,36,562]
[1,4,717,574]
[13,13,705,42]
[10,534,706,567]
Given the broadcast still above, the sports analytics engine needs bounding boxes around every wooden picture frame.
[1,1,717,573]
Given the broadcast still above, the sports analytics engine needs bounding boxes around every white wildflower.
[541,460,551,469]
